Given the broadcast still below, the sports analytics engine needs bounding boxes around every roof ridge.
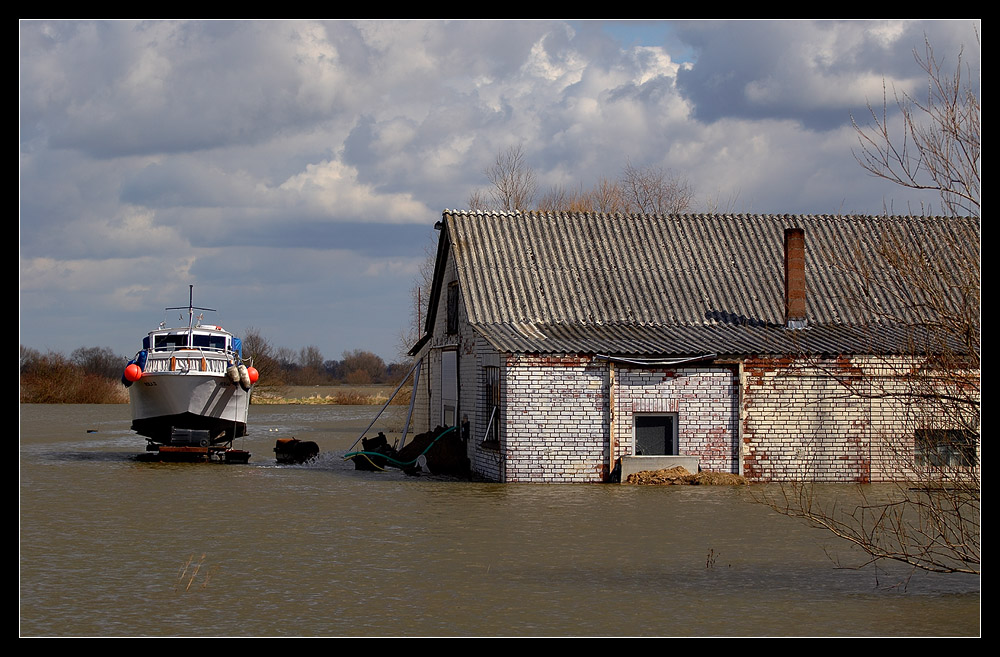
[443,209,975,221]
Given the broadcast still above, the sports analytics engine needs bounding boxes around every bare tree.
[275,346,298,372]
[589,176,627,214]
[71,346,125,380]
[242,327,284,393]
[535,185,572,213]
[20,347,128,403]
[703,188,744,215]
[764,221,980,574]
[342,349,387,384]
[20,345,41,373]
[475,144,537,212]
[536,166,693,215]
[400,232,439,359]
[466,146,694,216]
[619,161,694,214]
[467,187,489,212]
[536,184,596,213]
[763,35,980,575]
[296,345,326,385]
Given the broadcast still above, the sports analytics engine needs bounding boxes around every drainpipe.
[784,227,807,329]
[737,360,745,477]
[608,361,616,481]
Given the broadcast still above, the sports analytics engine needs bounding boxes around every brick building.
[408,211,979,483]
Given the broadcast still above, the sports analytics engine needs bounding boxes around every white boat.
[123,286,256,447]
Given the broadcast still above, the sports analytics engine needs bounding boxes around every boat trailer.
[137,428,251,464]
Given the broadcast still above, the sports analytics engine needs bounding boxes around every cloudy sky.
[19,20,980,365]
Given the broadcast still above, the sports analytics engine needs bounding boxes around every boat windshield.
[148,331,230,353]
[192,333,228,351]
[153,334,189,350]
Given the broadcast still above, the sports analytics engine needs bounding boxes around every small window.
[447,282,459,334]
[915,429,977,467]
[482,365,500,446]
[634,414,678,456]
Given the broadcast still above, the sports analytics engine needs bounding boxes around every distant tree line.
[20,334,410,404]
[20,346,129,403]
[227,329,410,388]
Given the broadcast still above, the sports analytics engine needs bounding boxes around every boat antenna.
[166,285,216,330]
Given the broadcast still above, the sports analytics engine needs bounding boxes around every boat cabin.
[143,326,240,356]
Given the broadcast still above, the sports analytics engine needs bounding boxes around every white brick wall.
[742,357,875,482]
[741,356,979,482]
[614,366,739,474]
[502,355,608,482]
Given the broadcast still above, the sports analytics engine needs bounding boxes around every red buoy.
[124,363,142,382]
[247,366,259,384]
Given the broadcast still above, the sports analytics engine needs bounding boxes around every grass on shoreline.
[252,385,410,406]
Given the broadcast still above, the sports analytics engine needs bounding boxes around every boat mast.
[166,285,216,344]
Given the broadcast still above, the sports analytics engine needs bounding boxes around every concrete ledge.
[620,455,699,480]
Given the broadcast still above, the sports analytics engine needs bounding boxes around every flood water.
[20,404,979,637]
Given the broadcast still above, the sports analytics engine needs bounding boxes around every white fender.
[238,363,251,390]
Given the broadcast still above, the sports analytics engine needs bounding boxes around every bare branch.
[467,187,489,212]
[852,36,980,218]
[589,176,627,214]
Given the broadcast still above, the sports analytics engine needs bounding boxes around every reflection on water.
[20,404,979,637]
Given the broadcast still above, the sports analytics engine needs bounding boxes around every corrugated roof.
[437,211,979,356]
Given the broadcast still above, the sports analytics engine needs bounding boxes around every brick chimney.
[784,227,807,329]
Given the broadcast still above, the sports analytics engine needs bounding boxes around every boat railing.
[149,343,231,354]
[143,347,235,374]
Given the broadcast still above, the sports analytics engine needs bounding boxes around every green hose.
[344,426,457,468]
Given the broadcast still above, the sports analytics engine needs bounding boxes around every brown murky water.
[19,404,979,637]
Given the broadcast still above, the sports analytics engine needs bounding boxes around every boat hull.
[129,371,249,444]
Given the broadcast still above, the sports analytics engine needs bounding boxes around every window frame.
[481,365,501,448]
[914,429,977,468]
[446,281,459,335]
[633,413,679,456]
